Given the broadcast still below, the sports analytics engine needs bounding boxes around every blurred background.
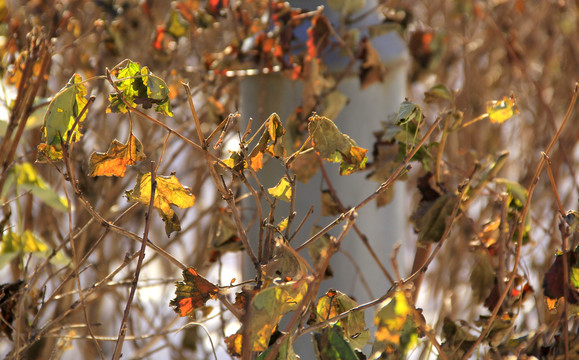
[0,0,578,358]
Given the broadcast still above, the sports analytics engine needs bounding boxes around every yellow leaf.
[372,290,418,358]
[486,96,519,124]
[126,172,195,236]
[268,177,292,202]
[88,135,146,177]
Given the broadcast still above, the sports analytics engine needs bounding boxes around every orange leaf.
[88,135,146,177]
[170,268,219,317]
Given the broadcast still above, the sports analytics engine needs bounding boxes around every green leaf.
[256,335,297,360]
[2,162,68,212]
[108,60,173,116]
[41,74,88,151]
[395,101,423,126]
[308,115,368,175]
[313,290,370,350]
[268,177,292,202]
[313,326,359,360]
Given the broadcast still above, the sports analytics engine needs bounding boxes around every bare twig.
[112,161,157,360]
[460,82,578,360]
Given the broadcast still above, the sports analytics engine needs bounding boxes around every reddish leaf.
[170,268,219,317]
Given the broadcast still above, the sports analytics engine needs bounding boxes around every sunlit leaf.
[340,145,368,176]
[108,60,173,116]
[250,281,308,351]
[268,177,292,202]
[170,268,219,317]
[371,290,418,359]
[228,279,308,354]
[486,96,518,124]
[40,74,88,155]
[1,162,68,212]
[308,115,368,175]
[221,150,247,172]
[125,172,195,237]
[313,326,359,360]
[88,135,146,177]
[313,289,370,350]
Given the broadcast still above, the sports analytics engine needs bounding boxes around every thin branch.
[460,82,578,360]
[112,161,157,360]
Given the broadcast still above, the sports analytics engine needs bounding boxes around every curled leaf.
[88,135,146,177]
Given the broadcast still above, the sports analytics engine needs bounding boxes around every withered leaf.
[88,134,146,177]
[170,268,219,317]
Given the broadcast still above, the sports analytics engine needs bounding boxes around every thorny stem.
[460,82,578,360]
[112,162,157,360]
